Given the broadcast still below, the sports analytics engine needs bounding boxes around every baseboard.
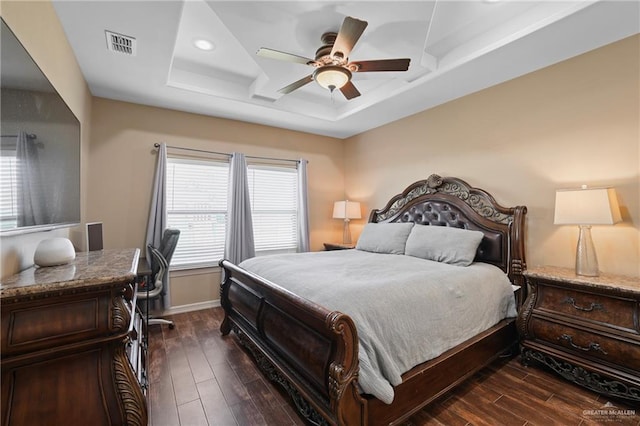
[161,299,220,316]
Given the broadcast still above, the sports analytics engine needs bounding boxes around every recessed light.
[193,38,215,51]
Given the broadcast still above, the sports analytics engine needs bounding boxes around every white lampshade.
[554,186,622,277]
[333,200,361,220]
[554,187,622,225]
[314,66,351,91]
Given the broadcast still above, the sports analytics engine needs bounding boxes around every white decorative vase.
[34,238,76,267]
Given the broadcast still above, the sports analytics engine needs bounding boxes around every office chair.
[139,228,180,328]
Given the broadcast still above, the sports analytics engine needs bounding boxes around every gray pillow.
[405,225,484,266]
[355,222,415,255]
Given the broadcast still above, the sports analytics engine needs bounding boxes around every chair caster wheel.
[168,323,175,329]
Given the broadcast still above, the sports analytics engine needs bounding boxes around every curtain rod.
[153,143,301,164]
[1,133,37,139]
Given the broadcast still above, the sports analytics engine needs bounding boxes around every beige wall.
[88,98,345,307]
[345,35,640,277]
[0,0,92,279]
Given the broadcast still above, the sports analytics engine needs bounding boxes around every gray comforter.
[239,249,517,404]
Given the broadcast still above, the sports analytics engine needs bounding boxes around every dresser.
[517,266,640,402]
[0,249,147,425]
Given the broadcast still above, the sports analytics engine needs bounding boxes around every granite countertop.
[0,248,140,300]
[525,266,640,294]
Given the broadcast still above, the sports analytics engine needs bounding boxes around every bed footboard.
[219,259,367,425]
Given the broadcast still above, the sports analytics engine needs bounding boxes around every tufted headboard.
[369,174,527,286]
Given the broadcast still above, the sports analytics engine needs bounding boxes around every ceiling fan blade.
[340,81,361,100]
[278,74,314,94]
[350,58,411,72]
[331,17,368,59]
[257,48,316,66]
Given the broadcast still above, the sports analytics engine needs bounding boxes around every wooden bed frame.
[219,174,527,425]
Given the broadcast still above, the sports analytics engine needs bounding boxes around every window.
[0,153,18,230]
[164,155,300,269]
[165,157,229,268]
[247,164,298,256]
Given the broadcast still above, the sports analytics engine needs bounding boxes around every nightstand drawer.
[529,317,640,372]
[536,283,639,333]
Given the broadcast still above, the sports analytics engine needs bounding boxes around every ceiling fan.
[257,16,411,100]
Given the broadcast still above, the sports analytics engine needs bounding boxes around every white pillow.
[405,225,484,266]
[355,222,414,255]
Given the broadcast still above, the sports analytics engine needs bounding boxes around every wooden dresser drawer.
[1,290,131,357]
[529,317,640,373]
[536,283,639,333]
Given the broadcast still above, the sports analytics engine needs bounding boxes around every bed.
[219,174,527,425]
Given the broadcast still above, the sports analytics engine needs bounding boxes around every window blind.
[247,165,298,255]
[0,154,18,230]
[166,157,229,268]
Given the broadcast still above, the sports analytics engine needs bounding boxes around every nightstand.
[323,242,355,251]
[517,266,640,403]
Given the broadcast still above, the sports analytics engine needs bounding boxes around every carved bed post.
[219,263,232,335]
[326,312,367,425]
[509,205,528,294]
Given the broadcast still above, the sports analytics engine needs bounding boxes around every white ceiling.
[51,1,639,139]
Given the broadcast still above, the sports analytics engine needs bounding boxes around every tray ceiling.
[52,1,639,138]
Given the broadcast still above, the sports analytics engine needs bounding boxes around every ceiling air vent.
[105,30,136,56]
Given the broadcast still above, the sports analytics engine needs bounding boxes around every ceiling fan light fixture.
[314,66,351,92]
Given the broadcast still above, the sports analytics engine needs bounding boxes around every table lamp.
[333,200,361,245]
[554,186,622,277]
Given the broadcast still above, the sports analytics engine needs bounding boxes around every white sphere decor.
[34,238,76,267]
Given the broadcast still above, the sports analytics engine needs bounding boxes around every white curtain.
[145,143,169,308]
[16,131,47,226]
[225,153,255,263]
[297,159,310,252]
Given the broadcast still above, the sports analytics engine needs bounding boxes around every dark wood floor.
[147,308,639,426]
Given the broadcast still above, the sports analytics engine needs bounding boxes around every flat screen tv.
[0,18,81,235]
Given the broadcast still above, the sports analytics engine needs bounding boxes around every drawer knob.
[559,334,608,355]
[562,297,604,312]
